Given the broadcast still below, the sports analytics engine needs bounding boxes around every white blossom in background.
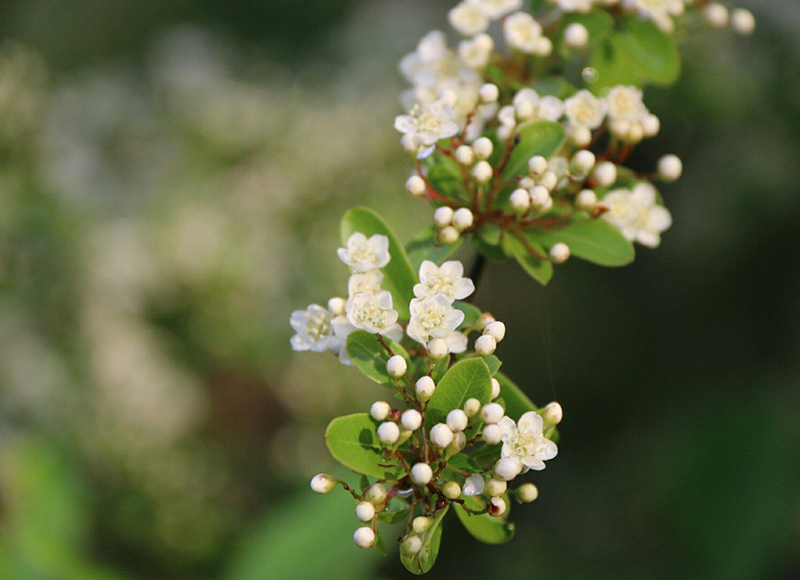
[623,0,691,32]
[290,304,336,353]
[605,85,649,124]
[337,233,391,273]
[504,13,545,54]
[565,89,607,129]
[449,2,490,37]
[537,96,566,122]
[498,412,558,471]
[414,260,475,302]
[602,183,673,248]
[548,0,596,13]
[395,100,460,150]
[407,295,465,344]
[459,34,494,70]
[468,0,523,19]
[347,290,399,334]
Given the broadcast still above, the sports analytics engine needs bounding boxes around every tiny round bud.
[490,377,501,400]
[731,8,755,36]
[704,3,729,28]
[568,124,592,147]
[488,496,507,516]
[449,431,467,452]
[370,401,391,421]
[401,535,422,556]
[539,171,559,192]
[415,376,436,401]
[402,409,423,431]
[475,334,497,357]
[627,123,644,143]
[455,145,475,166]
[430,423,455,448]
[479,83,499,104]
[401,133,420,156]
[387,355,407,378]
[564,23,589,48]
[550,242,570,264]
[377,421,400,445]
[642,114,660,138]
[497,124,514,141]
[571,150,596,174]
[427,338,449,359]
[464,398,481,417]
[412,516,432,534]
[592,161,617,187]
[577,189,598,210]
[658,154,683,182]
[310,474,337,494]
[510,188,532,214]
[481,402,504,424]
[367,483,387,504]
[440,225,460,245]
[518,483,539,503]
[356,501,376,522]
[543,401,563,426]
[406,175,426,197]
[353,526,376,548]
[484,321,506,342]
[515,99,536,121]
[534,36,553,57]
[530,185,552,210]
[477,312,495,331]
[439,88,457,107]
[610,119,630,138]
[446,409,469,432]
[410,463,433,485]
[453,208,474,231]
[327,297,346,316]
[486,478,508,497]
[528,155,548,176]
[443,481,462,500]
[433,206,454,228]
[495,457,522,481]
[472,137,494,160]
[483,423,502,444]
[472,160,493,183]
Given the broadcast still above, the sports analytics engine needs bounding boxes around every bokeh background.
[0,0,798,578]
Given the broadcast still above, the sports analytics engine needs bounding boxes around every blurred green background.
[0,0,798,578]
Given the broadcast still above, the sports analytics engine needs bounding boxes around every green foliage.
[503,231,554,285]
[617,15,681,86]
[325,414,402,480]
[400,506,449,575]
[588,36,642,93]
[472,231,510,261]
[453,301,482,329]
[425,359,492,428]
[406,225,464,271]
[346,330,410,387]
[532,76,579,99]
[501,121,566,181]
[528,219,635,267]
[454,496,516,545]
[424,151,469,205]
[555,9,615,54]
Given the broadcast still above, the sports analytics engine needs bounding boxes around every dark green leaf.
[501,121,566,181]
[406,226,463,272]
[472,444,502,468]
[430,355,451,383]
[454,496,516,544]
[447,453,482,473]
[454,301,482,329]
[425,359,492,429]
[483,355,502,376]
[379,496,412,524]
[527,218,635,267]
[477,223,502,246]
[324,414,402,480]
[424,152,470,204]
[472,233,510,261]
[504,231,553,285]
[588,37,642,95]
[531,76,579,99]
[400,506,449,575]
[616,15,681,85]
[555,9,615,54]
[346,330,410,387]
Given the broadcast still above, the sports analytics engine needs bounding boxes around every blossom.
[468,0,523,19]
[449,2,490,37]
[536,96,565,122]
[347,290,399,334]
[446,331,468,354]
[503,12,544,54]
[548,0,596,12]
[458,34,494,70]
[395,100,459,148]
[601,183,673,248]
[498,411,558,471]
[623,0,689,32]
[565,89,607,129]
[290,304,336,352]
[407,295,465,344]
[604,85,648,124]
[347,269,384,299]
[414,260,475,302]
[337,232,390,273]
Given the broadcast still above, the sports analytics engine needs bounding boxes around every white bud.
[415,376,436,401]
[642,114,660,137]
[406,175,426,197]
[387,355,407,378]
[475,334,497,357]
[446,409,469,432]
[568,124,592,147]
[401,535,422,556]
[479,83,500,104]
[491,377,501,400]
[483,423,502,444]
[627,123,644,143]
[310,474,337,494]
[410,463,433,485]
[472,137,494,160]
[370,401,391,421]
[592,161,617,187]
[439,88,458,108]
[510,188,531,214]
[449,431,467,452]
[486,477,508,497]
[518,482,539,503]
[402,133,420,156]
[477,312,495,331]
[356,501,376,522]
[528,156,548,176]
[530,185,552,209]
[550,242,570,264]
[453,208,474,231]
[327,297,346,316]
[571,149,596,174]
[443,481,462,499]
[564,23,589,48]
[704,3,729,28]
[484,321,506,342]
[402,409,423,431]
[577,189,598,210]
[481,402,504,424]
[412,516,432,534]
[353,526,376,548]
[534,36,553,57]
[497,124,514,141]
[731,8,755,36]
[455,145,475,166]
[427,338,449,360]
[440,226,460,245]
[658,154,683,182]
[515,99,536,121]
[610,119,630,138]
[472,160,493,183]
[462,473,485,496]
[495,457,522,481]
[488,496,507,516]
[464,397,481,417]
[377,421,400,445]
[539,171,559,191]
[433,206,454,228]
[367,483,387,504]
[543,401,563,426]
[430,423,455,448]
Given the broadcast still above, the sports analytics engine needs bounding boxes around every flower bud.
[488,496,507,516]
[484,321,506,342]
[430,423,455,448]
[440,226,460,245]
[370,401,391,421]
[410,462,433,485]
[571,150,596,174]
[387,355,407,378]
[481,402,504,424]
[401,409,423,431]
[486,478,508,497]
[658,154,683,182]
[455,145,475,166]
[310,474,337,494]
[495,457,522,481]
[510,188,532,214]
[472,160,493,184]
[577,189,597,210]
[453,208,474,232]
[412,516,432,534]
[377,421,400,445]
[367,483,387,504]
[627,123,644,143]
[491,377,501,400]
[449,431,467,453]
[642,114,660,138]
[477,312,495,330]
[543,401,563,426]
[731,8,755,35]
[483,423,502,444]
[443,481,462,500]
[463,474,485,496]
[356,501,376,522]
[564,23,589,48]
[406,175,426,197]
[530,185,551,209]
[539,171,558,191]
[592,161,617,187]
[704,3,728,28]
[433,206,454,228]
[515,99,535,121]
[427,338,450,359]
[353,526,376,548]
[534,36,553,57]
[550,242,570,264]
[568,124,592,148]
[401,535,422,555]
[497,124,514,141]
[517,482,539,503]
[464,397,481,417]
[479,83,499,104]
[415,376,436,401]
[401,133,420,156]
[475,334,497,357]
[446,409,469,432]
[472,137,494,160]
[528,155,548,176]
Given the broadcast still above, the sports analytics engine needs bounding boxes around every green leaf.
[616,15,681,86]
[482,355,502,376]
[424,151,469,204]
[447,453,482,473]
[503,231,553,285]
[527,218,635,267]
[501,121,566,181]
[346,330,410,387]
[454,301,482,329]
[325,414,402,480]
[406,226,463,272]
[531,76,579,99]
[401,506,449,575]
[425,359,492,429]
[472,443,502,468]
[588,37,642,95]
[379,496,412,524]
[472,233,510,261]
[341,208,417,320]
[430,355,451,383]
[494,371,537,421]
[454,496,516,544]
[555,9,615,54]
[477,223,502,246]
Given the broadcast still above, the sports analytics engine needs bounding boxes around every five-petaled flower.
[290,304,337,353]
[347,290,400,334]
[498,411,559,472]
[338,233,391,273]
[414,260,475,303]
[407,294,465,344]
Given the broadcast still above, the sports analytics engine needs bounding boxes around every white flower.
[407,295,465,344]
[347,269,384,299]
[601,183,673,248]
[537,96,565,122]
[290,304,336,353]
[503,12,544,54]
[498,411,558,471]
[605,86,648,124]
[347,290,399,334]
[395,100,460,148]
[467,0,522,19]
[414,260,475,302]
[462,473,485,496]
[623,0,688,32]
[513,89,562,122]
[446,331,468,354]
[338,233,390,273]
[565,89,607,129]
[548,0,595,13]
[449,2,490,36]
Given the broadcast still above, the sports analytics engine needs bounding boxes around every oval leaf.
[401,506,448,575]
[425,359,492,429]
[501,121,566,181]
[616,16,681,85]
[527,218,635,267]
[555,9,615,54]
[503,232,553,286]
[406,225,463,272]
[325,414,402,480]
[346,330,410,387]
[588,37,642,94]
[454,497,515,545]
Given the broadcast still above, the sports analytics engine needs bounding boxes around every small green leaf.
[501,121,566,181]
[346,330,410,387]
[424,152,470,204]
[472,443,501,468]
[425,359,492,429]
[379,496,412,524]
[406,226,463,271]
[504,232,553,285]
[477,223,502,246]
[454,497,516,545]
[447,453,482,473]
[324,414,402,480]
[531,76,579,99]
[588,37,642,95]
[482,355,502,376]
[555,9,615,54]
[527,218,635,267]
[430,355,451,383]
[616,15,681,86]
[341,208,417,320]
[453,301,482,329]
[472,233,510,262]
[401,506,449,575]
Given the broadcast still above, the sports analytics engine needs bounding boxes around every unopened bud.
[310,474,337,494]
